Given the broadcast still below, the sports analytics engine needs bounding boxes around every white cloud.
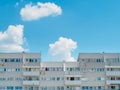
[49,37,77,62]
[0,25,27,52]
[15,2,19,7]
[20,2,62,21]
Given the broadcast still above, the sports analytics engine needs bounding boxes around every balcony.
[65,80,81,86]
[65,71,81,75]
[23,80,39,86]
[23,71,40,76]
[23,63,40,68]
[106,71,120,76]
[105,63,120,67]
[106,80,120,85]
[81,81,105,86]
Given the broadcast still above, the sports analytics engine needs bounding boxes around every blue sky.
[0,0,120,61]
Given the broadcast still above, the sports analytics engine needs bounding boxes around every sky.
[0,0,120,61]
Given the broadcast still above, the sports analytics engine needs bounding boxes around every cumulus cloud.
[0,25,27,52]
[49,37,77,62]
[20,2,62,21]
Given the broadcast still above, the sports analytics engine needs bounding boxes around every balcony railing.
[106,71,120,76]
[23,80,39,85]
[65,80,81,86]
[106,80,120,85]
[23,71,40,76]
[81,81,105,86]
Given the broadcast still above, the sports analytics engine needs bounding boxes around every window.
[42,77,46,80]
[96,59,100,62]
[50,77,55,80]
[4,68,6,71]
[67,68,69,71]
[97,68,104,72]
[29,68,31,71]
[34,59,37,62]
[16,77,22,81]
[61,77,64,81]
[26,59,28,62]
[75,67,80,71]
[15,86,22,90]
[98,86,101,90]
[42,87,47,90]
[90,87,92,90]
[111,86,115,89]
[10,59,15,62]
[57,77,60,81]
[7,77,14,81]
[16,58,21,62]
[111,77,115,80]
[45,68,48,71]
[82,86,88,90]
[97,77,104,81]
[7,86,13,90]
[29,59,32,62]
[5,59,8,62]
[70,77,74,81]
[57,87,61,90]
[70,68,72,71]
[0,78,6,81]
[16,68,21,72]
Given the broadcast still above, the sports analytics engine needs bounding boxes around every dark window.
[70,77,74,81]
[111,77,115,80]
[70,68,72,71]
[111,86,115,89]
[29,68,31,71]
[5,59,8,62]
[29,59,32,62]
[4,68,6,71]
[45,68,48,71]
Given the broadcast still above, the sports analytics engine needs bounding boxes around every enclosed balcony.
[106,71,120,76]
[65,80,81,86]
[106,80,120,85]
[23,80,39,86]
[65,76,81,86]
[23,71,40,76]
[106,76,120,85]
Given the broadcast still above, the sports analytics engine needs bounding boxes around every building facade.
[0,53,120,90]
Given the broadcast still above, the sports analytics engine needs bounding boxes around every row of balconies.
[106,80,120,85]
[23,71,120,76]
[23,80,40,85]
[106,71,120,76]
[23,80,81,86]
[23,71,40,76]
[23,80,120,86]
[23,70,120,86]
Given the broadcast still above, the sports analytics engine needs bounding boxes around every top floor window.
[80,58,104,63]
[0,58,22,63]
[96,59,104,62]
[26,58,38,63]
[106,58,120,62]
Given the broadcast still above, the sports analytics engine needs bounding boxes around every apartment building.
[0,53,120,90]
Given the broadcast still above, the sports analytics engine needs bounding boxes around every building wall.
[0,53,120,90]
